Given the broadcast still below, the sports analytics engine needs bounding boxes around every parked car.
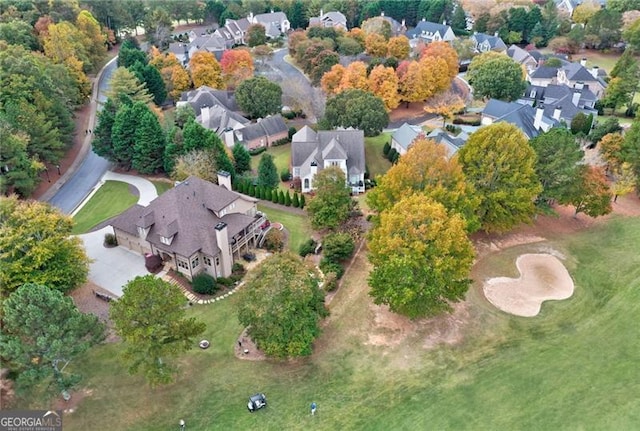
[247,393,267,412]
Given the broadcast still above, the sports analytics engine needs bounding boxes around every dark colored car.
[247,393,267,412]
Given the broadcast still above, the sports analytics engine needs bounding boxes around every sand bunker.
[483,253,574,317]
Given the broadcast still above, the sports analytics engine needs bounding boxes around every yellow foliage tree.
[397,60,428,103]
[419,56,452,98]
[348,27,366,46]
[367,136,480,231]
[423,90,466,126]
[339,61,368,92]
[76,10,106,70]
[321,63,346,95]
[189,51,224,89]
[598,132,625,172]
[365,33,388,57]
[572,0,601,24]
[367,65,400,111]
[170,64,191,100]
[387,35,410,59]
[420,41,459,81]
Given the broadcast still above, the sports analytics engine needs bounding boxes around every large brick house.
[109,173,267,281]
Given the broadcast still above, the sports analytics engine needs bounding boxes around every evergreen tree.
[111,103,138,168]
[232,142,251,174]
[292,192,300,208]
[300,193,306,209]
[285,190,292,206]
[278,189,285,205]
[258,153,279,188]
[92,97,119,161]
[265,188,272,201]
[132,109,166,173]
[272,188,279,203]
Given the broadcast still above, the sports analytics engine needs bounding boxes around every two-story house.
[308,10,348,30]
[405,19,455,47]
[110,173,268,281]
[471,32,507,53]
[291,126,365,194]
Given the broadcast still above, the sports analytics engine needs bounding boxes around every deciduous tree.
[0,283,104,395]
[321,64,346,95]
[368,194,475,318]
[423,90,466,126]
[247,23,267,47]
[420,41,459,80]
[220,49,254,88]
[467,52,527,101]
[189,51,224,89]
[458,123,542,232]
[171,149,218,182]
[367,136,480,232]
[306,166,353,230]
[110,275,205,387]
[387,35,410,59]
[566,166,612,217]
[529,128,584,206]
[365,33,388,57]
[599,132,625,171]
[237,253,327,358]
[0,196,90,296]
[419,55,453,97]
[367,65,400,111]
[236,76,282,118]
[339,61,369,92]
[324,89,389,136]
[105,67,154,104]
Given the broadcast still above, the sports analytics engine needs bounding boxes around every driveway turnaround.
[79,226,152,297]
[102,171,158,206]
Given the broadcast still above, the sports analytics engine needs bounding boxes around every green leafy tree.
[467,52,527,101]
[623,18,640,50]
[529,128,584,206]
[322,232,355,262]
[257,153,279,189]
[232,143,251,174]
[0,20,39,50]
[0,119,39,197]
[105,67,153,104]
[584,8,622,49]
[622,118,640,185]
[367,137,480,232]
[237,253,327,358]
[236,76,282,118]
[130,61,167,106]
[570,112,594,135]
[0,283,104,395]
[118,39,147,68]
[247,23,267,47]
[324,89,389,136]
[110,275,206,387]
[589,117,622,145]
[368,194,475,318]
[0,196,90,297]
[307,167,353,230]
[458,123,542,233]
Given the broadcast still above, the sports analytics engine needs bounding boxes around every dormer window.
[160,235,174,245]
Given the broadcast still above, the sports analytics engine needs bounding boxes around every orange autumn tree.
[220,49,254,88]
[189,51,224,89]
[348,27,366,46]
[423,89,466,126]
[339,61,368,91]
[149,48,191,100]
[321,64,346,95]
[387,35,410,59]
[365,33,387,57]
[420,41,459,81]
[419,55,452,97]
[368,65,399,111]
[397,60,429,105]
[566,166,612,217]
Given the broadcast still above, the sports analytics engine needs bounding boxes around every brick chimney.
[214,222,232,278]
[217,170,232,190]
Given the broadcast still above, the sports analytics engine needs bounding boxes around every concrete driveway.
[79,226,152,297]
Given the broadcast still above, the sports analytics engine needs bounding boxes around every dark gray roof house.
[519,84,598,128]
[481,99,558,139]
[426,128,468,157]
[405,19,455,45]
[471,32,507,53]
[236,115,288,147]
[291,126,366,194]
[179,86,241,116]
[309,10,348,30]
[506,44,540,71]
[110,175,265,281]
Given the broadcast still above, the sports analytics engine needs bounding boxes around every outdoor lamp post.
[179,419,185,431]
[56,164,61,175]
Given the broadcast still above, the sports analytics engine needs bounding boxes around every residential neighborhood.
[1,0,640,430]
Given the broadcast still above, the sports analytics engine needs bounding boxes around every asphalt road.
[47,60,116,214]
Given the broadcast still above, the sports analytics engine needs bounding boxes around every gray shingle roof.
[530,66,559,79]
[426,129,467,156]
[472,33,507,51]
[111,176,255,258]
[406,20,451,39]
[180,87,240,115]
[392,122,422,151]
[482,99,543,139]
[291,127,365,176]
[240,115,287,141]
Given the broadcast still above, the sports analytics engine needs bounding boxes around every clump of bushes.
[216,277,234,288]
[249,147,267,156]
[104,233,118,246]
[320,258,345,280]
[298,238,317,257]
[192,273,217,295]
[263,229,285,252]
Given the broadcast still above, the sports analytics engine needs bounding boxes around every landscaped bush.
[383,142,391,156]
[288,126,297,139]
[298,238,317,257]
[323,272,338,291]
[249,147,267,156]
[104,233,118,246]
[232,262,245,274]
[216,277,233,288]
[387,148,398,162]
[271,137,290,146]
[453,117,481,126]
[280,168,291,182]
[323,232,355,262]
[263,229,285,252]
[192,273,217,295]
[320,257,345,279]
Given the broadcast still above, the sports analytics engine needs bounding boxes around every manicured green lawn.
[250,144,291,176]
[152,179,173,195]
[57,217,640,430]
[256,203,311,253]
[365,132,392,180]
[71,181,137,234]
